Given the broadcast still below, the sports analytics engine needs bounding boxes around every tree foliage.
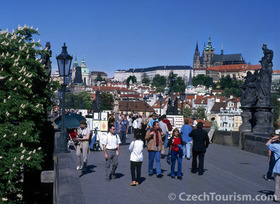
[126,75,137,88]
[141,73,150,85]
[100,92,114,110]
[192,74,213,88]
[152,74,167,92]
[219,76,243,97]
[95,73,104,82]
[183,106,192,118]
[193,107,207,120]
[0,26,56,202]
[65,91,92,110]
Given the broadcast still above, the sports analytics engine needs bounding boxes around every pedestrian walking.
[145,121,165,178]
[159,116,168,158]
[147,113,159,130]
[129,131,144,186]
[189,122,209,175]
[208,117,218,143]
[266,135,280,202]
[168,128,183,180]
[102,126,121,181]
[76,120,90,171]
[264,133,278,181]
[180,119,193,160]
[119,114,129,145]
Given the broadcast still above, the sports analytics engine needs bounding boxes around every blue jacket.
[268,143,280,174]
[180,124,193,142]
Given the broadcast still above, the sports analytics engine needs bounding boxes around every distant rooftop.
[116,65,192,72]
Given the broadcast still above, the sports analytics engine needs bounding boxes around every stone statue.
[41,42,52,77]
[240,44,273,135]
[241,71,258,107]
[256,44,273,107]
[166,71,178,115]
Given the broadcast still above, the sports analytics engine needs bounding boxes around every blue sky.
[1,0,279,77]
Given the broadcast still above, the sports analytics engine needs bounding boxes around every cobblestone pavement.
[70,134,275,204]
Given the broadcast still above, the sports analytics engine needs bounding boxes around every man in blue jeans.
[145,121,165,178]
[118,114,129,145]
[180,118,193,160]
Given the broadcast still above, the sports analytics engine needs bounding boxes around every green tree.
[192,74,213,87]
[65,91,92,110]
[173,76,186,92]
[126,75,137,88]
[141,73,150,85]
[152,74,167,92]
[0,26,56,202]
[100,92,114,110]
[183,106,192,118]
[193,107,206,120]
[95,73,103,82]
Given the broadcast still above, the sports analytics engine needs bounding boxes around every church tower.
[202,35,215,68]
[71,56,79,84]
[193,42,201,68]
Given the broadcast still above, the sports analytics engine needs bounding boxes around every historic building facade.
[114,65,193,84]
[193,35,245,76]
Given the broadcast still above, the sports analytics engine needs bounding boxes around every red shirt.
[171,137,181,152]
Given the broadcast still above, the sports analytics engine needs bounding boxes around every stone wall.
[210,130,268,156]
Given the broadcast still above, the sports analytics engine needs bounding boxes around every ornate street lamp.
[56,43,73,153]
[143,96,147,117]
[158,94,163,116]
[180,90,186,115]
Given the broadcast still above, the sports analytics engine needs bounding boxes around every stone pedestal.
[241,132,269,156]
[252,107,273,135]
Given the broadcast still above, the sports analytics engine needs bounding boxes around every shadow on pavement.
[79,165,97,177]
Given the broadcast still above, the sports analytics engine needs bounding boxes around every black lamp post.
[143,96,147,117]
[56,43,73,153]
[180,90,186,116]
[158,94,163,116]
[126,97,129,115]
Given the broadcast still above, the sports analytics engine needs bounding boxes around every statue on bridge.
[240,44,273,135]
[166,71,178,115]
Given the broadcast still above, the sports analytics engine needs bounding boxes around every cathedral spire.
[73,55,78,68]
[195,41,199,52]
[206,34,213,50]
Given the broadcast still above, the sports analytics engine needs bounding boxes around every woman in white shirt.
[129,132,144,186]
[76,120,90,171]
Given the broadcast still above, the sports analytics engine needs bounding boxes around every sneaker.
[177,176,182,180]
[135,181,139,185]
[157,174,163,178]
[76,165,81,170]
[130,181,136,186]
[187,157,190,160]
[171,176,175,179]
[264,175,272,181]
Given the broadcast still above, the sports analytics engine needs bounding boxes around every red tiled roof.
[273,70,280,74]
[207,64,261,73]
[194,95,215,104]
[185,118,211,128]
[118,101,154,112]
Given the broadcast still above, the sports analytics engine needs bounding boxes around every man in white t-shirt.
[102,126,121,181]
